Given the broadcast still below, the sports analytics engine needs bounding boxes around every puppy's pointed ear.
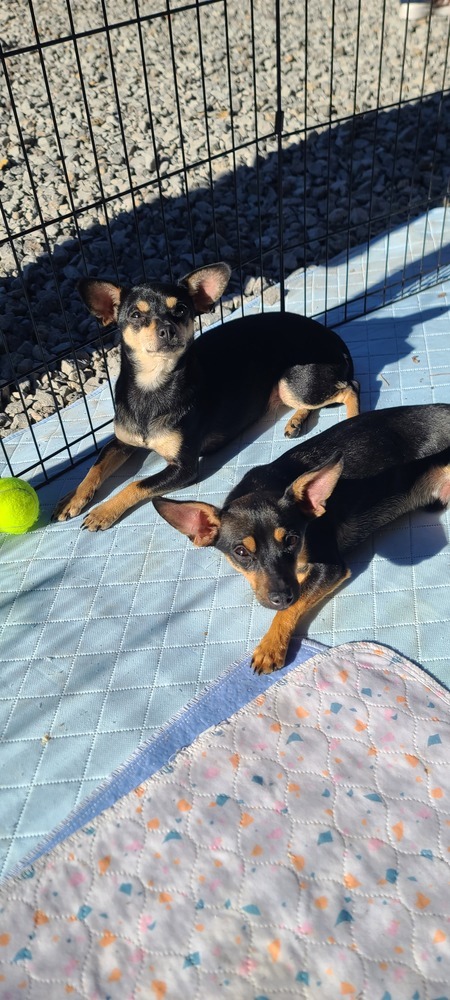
[283,452,344,517]
[180,263,231,314]
[78,279,127,326]
[153,498,221,546]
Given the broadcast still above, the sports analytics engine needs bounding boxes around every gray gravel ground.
[1,0,449,436]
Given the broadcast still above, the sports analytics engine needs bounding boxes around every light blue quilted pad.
[1,209,450,877]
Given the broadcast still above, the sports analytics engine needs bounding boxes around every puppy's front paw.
[251,638,288,675]
[82,501,118,531]
[52,489,94,521]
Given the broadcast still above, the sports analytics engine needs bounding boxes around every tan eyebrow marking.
[136,299,150,312]
[242,535,256,553]
[166,296,177,309]
[274,527,286,543]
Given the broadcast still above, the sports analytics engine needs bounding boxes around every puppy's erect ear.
[153,498,221,546]
[180,263,231,314]
[283,452,344,517]
[78,279,127,326]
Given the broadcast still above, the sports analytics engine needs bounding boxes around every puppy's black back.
[196,311,353,370]
[227,403,450,508]
[194,311,354,449]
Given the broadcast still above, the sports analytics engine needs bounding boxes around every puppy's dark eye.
[284,533,300,547]
[129,308,141,321]
[233,544,250,560]
[172,302,188,318]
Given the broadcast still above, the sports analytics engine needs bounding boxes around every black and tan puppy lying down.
[154,404,450,673]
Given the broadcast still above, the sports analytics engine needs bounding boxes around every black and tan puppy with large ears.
[53,263,358,531]
[154,404,450,674]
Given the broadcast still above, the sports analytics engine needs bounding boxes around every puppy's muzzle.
[155,322,180,350]
[266,586,294,610]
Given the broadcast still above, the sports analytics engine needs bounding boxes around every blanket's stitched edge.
[4,637,449,889]
[1,636,326,883]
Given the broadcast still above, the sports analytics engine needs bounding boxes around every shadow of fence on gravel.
[1,90,449,470]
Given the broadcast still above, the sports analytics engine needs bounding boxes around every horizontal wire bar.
[0,0,223,59]
[2,85,448,250]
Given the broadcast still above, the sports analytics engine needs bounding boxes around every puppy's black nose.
[158,324,177,344]
[268,588,294,609]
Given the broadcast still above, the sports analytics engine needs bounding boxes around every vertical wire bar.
[194,1,228,329]
[63,0,121,417]
[414,32,450,289]
[364,0,387,312]
[100,0,146,280]
[27,0,109,438]
[433,32,450,280]
[342,0,362,320]
[274,0,285,310]
[65,0,121,282]
[380,9,411,303]
[302,0,308,315]
[223,0,244,305]
[164,0,197,270]
[194,2,219,259]
[399,12,434,296]
[1,43,78,466]
[323,0,336,323]
[134,0,175,280]
[0,202,64,481]
[248,0,265,309]
[421,32,450,286]
[0,439,15,477]
[437,181,449,281]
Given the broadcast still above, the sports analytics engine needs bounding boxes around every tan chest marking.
[115,421,183,462]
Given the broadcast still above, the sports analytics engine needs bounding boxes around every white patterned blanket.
[1,641,450,999]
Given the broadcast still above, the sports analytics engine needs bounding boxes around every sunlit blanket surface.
[1,640,450,999]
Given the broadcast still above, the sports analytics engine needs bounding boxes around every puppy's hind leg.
[340,380,360,419]
[277,378,312,438]
[420,463,450,512]
[279,374,360,439]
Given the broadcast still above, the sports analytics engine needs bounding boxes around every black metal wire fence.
[1,0,449,481]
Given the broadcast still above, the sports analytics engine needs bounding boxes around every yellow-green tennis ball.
[0,478,40,535]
